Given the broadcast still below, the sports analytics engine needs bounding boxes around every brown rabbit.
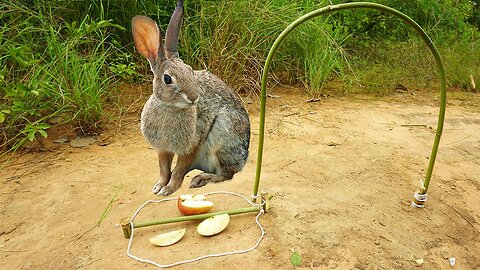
[132,0,250,196]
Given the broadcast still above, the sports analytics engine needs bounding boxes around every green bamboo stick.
[254,2,446,198]
[133,206,260,229]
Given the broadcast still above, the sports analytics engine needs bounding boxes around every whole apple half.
[197,214,230,236]
[177,194,214,215]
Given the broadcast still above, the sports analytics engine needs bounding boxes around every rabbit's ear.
[132,15,165,67]
[165,0,184,59]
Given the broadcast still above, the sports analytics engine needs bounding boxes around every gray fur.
[133,10,250,195]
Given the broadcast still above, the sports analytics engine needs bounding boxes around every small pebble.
[415,258,424,266]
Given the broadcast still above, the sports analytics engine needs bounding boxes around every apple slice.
[177,194,213,215]
[149,228,186,247]
[197,214,230,236]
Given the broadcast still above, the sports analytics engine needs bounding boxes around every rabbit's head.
[132,0,198,108]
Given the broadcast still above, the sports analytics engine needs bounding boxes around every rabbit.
[131,0,250,196]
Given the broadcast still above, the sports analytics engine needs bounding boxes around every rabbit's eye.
[163,74,172,85]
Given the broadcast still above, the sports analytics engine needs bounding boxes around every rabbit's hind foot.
[190,173,226,188]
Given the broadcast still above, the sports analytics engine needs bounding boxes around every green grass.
[294,18,352,96]
[0,1,124,152]
[178,0,354,97]
[179,0,478,95]
[1,0,479,153]
[441,40,480,90]
[345,37,479,94]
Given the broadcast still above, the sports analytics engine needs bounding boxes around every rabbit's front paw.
[152,182,165,195]
[157,185,179,196]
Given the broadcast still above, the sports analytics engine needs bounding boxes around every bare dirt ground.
[1,87,480,270]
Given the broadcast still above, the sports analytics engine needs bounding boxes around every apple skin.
[177,195,213,215]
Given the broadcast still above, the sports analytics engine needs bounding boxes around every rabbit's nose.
[192,97,199,105]
[187,92,199,104]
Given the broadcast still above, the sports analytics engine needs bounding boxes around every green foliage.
[178,0,478,94]
[0,109,10,123]
[23,123,50,142]
[293,19,352,96]
[0,0,124,151]
[441,40,480,90]
[180,0,305,93]
[1,0,479,152]
[331,0,478,42]
[177,0,355,95]
[330,0,479,93]
[109,52,142,82]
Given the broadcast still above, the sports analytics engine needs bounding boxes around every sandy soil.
[1,87,479,270]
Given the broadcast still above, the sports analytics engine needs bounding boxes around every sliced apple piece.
[177,194,213,215]
[149,228,186,247]
[197,214,230,236]
[179,194,206,201]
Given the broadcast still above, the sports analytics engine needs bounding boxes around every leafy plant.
[0,109,10,123]
[22,123,50,142]
[109,52,142,82]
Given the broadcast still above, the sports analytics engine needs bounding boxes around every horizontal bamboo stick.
[133,206,260,229]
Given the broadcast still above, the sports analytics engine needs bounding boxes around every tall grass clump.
[178,0,352,96]
[290,18,352,96]
[0,1,124,152]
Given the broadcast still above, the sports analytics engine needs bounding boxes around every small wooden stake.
[121,218,132,239]
[261,190,272,213]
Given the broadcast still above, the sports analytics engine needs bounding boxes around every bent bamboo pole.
[253,2,446,204]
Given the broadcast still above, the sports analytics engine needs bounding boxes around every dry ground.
[1,87,480,269]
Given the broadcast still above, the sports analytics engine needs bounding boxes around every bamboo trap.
[121,191,271,238]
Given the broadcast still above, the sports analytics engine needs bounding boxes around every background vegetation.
[1,0,479,152]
